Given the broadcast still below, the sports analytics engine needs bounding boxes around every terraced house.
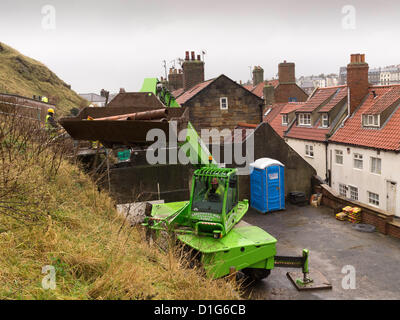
[265,54,400,218]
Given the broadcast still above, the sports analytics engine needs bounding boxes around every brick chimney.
[278,60,296,84]
[168,67,184,91]
[347,53,369,114]
[182,51,205,91]
[252,66,264,86]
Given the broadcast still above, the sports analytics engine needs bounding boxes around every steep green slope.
[0,42,88,115]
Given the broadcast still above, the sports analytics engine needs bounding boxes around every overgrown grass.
[0,42,88,116]
[0,114,240,300]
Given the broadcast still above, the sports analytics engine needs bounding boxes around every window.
[363,114,380,127]
[305,145,314,157]
[353,153,363,169]
[370,157,381,174]
[220,97,228,110]
[299,113,311,126]
[321,114,329,128]
[289,97,297,102]
[335,150,343,164]
[349,186,358,201]
[339,184,348,197]
[282,114,288,125]
[368,191,380,206]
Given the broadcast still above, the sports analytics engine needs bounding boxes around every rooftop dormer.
[361,87,400,129]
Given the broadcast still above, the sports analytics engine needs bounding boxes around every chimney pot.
[197,54,201,61]
[185,51,189,60]
[183,52,205,90]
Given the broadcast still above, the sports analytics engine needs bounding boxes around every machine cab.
[189,167,238,238]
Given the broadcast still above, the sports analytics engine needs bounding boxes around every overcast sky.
[1,0,400,93]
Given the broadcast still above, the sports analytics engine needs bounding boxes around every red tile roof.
[263,103,286,123]
[263,102,304,137]
[319,87,347,113]
[281,102,304,114]
[171,88,184,98]
[364,86,400,114]
[176,79,215,105]
[285,124,330,142]
[330,85,400,151]
[297,87,338,113]
[244,80,279,98]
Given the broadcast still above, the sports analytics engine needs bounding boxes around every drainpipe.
[325,140,330,185]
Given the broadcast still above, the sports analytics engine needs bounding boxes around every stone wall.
[184,75,264,133]
[107,164,191,204]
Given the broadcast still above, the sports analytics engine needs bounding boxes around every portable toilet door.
[250,158,285,213]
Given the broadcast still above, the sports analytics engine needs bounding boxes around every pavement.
[242,203,400,300]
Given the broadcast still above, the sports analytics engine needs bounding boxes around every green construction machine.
[60,78,323,286]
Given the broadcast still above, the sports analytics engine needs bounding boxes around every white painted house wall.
[329,143,400,217]
[285,138,327,180]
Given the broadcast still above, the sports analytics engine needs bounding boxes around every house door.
[386,181,397,216]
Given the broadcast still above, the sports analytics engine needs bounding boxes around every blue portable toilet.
[250,158,285,213]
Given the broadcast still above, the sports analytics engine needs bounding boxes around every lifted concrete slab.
[287,269,332,291]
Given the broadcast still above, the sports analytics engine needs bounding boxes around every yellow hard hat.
[48,108,54,114]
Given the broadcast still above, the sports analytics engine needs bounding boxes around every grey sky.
[1,0,400,94]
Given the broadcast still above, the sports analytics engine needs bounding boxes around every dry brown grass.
[0,114,241,300]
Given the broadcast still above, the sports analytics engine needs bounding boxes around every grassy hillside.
[0,42,88,116]
[0,113,240,300]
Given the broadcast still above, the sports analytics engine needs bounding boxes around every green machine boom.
[60,77,314,283]
[142,109,311,281]
[140,78,180,108]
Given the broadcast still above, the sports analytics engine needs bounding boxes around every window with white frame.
[282,114,288,125]
[335,150,343,164]
[349,186,358,201]
[363,114,380,127]
[305,145,314,157]
[220,97,228,110]
[368,191,380,206]
[353,153,363,169]
[339,184,348,197]
[370,157,381,174]
[298,113,311,126]
[321,113,329,128]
